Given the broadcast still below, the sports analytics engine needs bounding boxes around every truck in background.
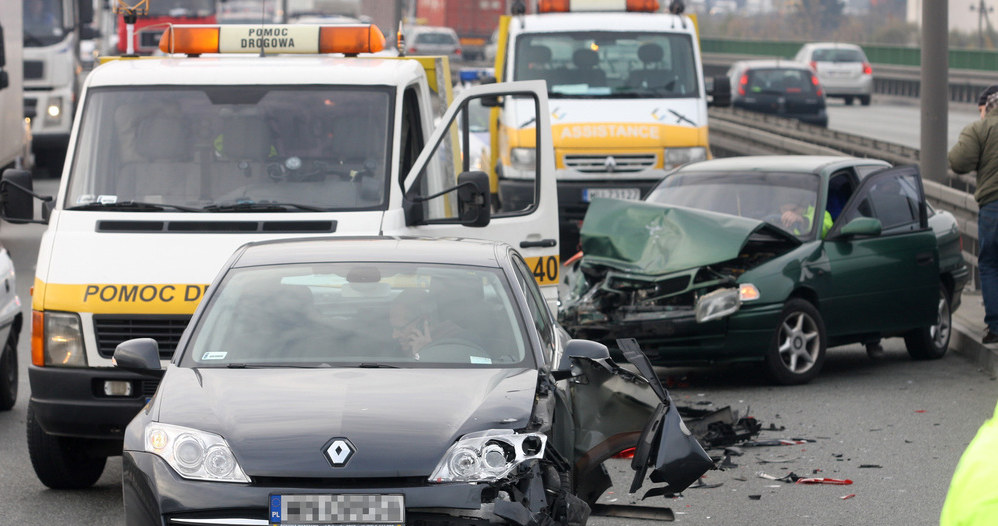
[116,0,215,55]
[491,0,731,257]
[23,0,91,175]
[413,0,511,61]
[2,2,34,173]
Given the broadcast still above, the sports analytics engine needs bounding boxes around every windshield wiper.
[202,201,326,212]
[356,363,400,368]
[225,362,331,368]
[65,201,201,212]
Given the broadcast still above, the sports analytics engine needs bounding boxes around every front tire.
[764,299,827,385]
[859,95,871,106]
[844,96,854,105]
[26,406,107,489]
[904,284,951,360]
[0,333,17,410]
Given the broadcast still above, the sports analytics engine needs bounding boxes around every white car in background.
[0,242,21,411]
[794,42,873,106]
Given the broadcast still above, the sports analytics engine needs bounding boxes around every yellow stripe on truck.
[35,279,210,314]
[553,122,707,148]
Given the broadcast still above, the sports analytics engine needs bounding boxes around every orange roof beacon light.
[158,24,386,56]
[537,0,660,12]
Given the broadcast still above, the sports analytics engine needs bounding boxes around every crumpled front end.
[559,199,800,360]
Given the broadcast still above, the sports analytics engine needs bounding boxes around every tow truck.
[0,22,560,488]
[490,0,730,256]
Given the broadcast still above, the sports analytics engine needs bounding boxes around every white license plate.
[270,494,404,526]
[583,188,640,202]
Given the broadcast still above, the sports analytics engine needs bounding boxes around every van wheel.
[764,299,826,385]
[26,406,107,489]
[844,96,854,105]
[904,284,951,360]
[859,95,871,106]
[0,333,17,411]
[0,334,17,411]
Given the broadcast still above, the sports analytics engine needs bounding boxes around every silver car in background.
[405,26,463,60]
[794,42,873,106]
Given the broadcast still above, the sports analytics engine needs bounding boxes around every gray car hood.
[580,198,800,275]
[155,366,539,478]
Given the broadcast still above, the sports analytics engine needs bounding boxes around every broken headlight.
[695,287,740,322]
[429,430,546,483]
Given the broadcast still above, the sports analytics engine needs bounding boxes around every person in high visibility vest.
[940,401,998,525]
[780,202,832,238]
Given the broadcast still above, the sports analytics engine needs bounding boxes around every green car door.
[817,165,939,337]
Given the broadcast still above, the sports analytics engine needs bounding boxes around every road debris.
[840,494,857,500]
[795,477,853,485]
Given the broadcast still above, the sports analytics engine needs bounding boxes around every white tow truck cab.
[492,0,730,255]
[0,22,559,489]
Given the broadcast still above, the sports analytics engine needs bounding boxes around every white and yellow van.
[0,23,559,489]
[492,0,729,254]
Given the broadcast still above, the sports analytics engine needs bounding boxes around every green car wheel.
[904,284,951,360]
[765,299,827,385]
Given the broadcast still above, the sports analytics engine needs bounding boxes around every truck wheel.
[844,96,854,105]
[859,95,871,106]
[764,299,826,385]
[0,335,16,411]
[26,406,107,489]
[904,284,951,360]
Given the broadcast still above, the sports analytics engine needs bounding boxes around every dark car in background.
[117,237,709,525]
[560,156,968,385]
[727,59,828,127]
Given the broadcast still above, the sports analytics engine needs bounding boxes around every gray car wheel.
[904,284,951,360]
[764,299,826,385]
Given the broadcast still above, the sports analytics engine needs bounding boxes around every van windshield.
[65,86,393,212]
[513,31,698,98]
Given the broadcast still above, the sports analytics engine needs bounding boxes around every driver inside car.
[778,199,833,238]
[389,289,483,361]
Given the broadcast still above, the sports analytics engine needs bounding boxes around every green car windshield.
[646,171,821,239]
[183,262,533,368]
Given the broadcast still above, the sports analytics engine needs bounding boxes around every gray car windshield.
[646,171,821,238]
[514,31,698,98]
[184,263,532,368]
[65,86,392,212]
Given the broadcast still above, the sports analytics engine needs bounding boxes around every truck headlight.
[429,430,546,483]
[38,311,87,367]
[145,423,250,483]
[695,287,740,322]
[44,97,63,126]
[664,147,706,169]
[510,148,536,171]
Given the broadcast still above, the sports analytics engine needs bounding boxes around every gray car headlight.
[42,311,87,366]
[695,287,741,323]
[664,147,706,169]
[429,430,546,483]
[145,423,250,483]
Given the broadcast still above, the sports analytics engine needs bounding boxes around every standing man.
[950,86,998,344]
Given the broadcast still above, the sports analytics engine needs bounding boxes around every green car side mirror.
[839,217,882,238]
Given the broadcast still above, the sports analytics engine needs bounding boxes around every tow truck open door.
[401,80,561,300]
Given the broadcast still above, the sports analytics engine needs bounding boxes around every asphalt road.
[825,96,979,151]
[2,137,997,526]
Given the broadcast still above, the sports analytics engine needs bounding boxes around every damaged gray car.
[561,156,968,385]
[116,237,711,526]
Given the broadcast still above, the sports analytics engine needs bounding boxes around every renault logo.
[323,437,355,467]
[604,156,617,173]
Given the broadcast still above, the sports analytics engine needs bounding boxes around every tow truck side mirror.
[1,169,46,224]
[553,339,611,380]
[112,338,162,372]
[708,76,731,107]
[457,171,491,227]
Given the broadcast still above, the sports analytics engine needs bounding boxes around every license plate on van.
[270,494,404,526]
[583,188,640,202]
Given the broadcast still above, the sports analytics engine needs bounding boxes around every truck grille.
[24,61,43,79]
[93,315,191,360]
[564,154,656,173]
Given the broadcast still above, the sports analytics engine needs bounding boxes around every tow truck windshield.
[513,31,698,98]
[66,86,393,212]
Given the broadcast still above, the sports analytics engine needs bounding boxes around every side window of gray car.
[511,255,556,361]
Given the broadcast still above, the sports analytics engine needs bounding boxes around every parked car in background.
[728,59,828,127]
[405,25,462,60]
[118,236,708,525]
[560,156,968,385]
[794,42,873,106]
[0,241,20,411]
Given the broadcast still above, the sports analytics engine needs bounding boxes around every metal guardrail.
[708,106,981,287]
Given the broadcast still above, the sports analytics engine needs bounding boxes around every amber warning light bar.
[158,24,386,55]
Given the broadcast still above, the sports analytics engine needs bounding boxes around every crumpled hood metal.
[155,367,538,478]
[579,198,800,275]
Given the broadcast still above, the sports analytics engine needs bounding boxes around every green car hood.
[580,199,801,275]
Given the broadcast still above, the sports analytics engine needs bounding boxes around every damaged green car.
[560,156,969,385]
